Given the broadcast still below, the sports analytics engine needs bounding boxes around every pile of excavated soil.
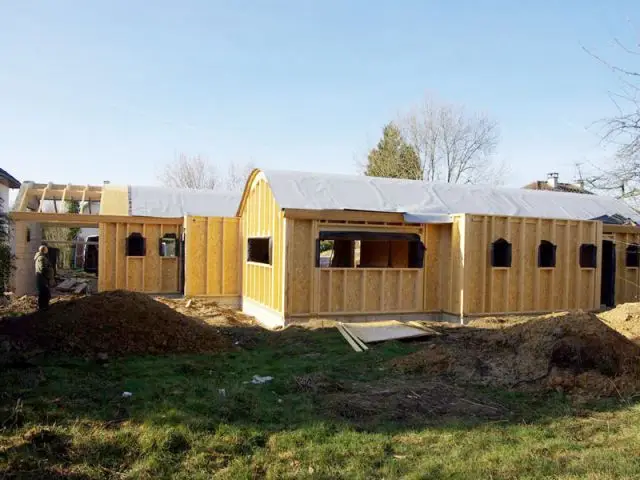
[392,312,640,398]
[598,303,640,343]
[155,297,255,327]
[0,290,231,359]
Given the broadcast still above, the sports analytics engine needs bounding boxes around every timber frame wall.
[240,173,286,322]
[282,214,603,320]
[285,218,428,319]
[455,214,602,316]
[99,218,183,294]
[183,216,241,300]
[603,225,640,304]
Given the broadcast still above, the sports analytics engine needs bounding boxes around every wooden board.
[240,173,286,312]
[184,216,241,297]
[343,320,434,343]
[461,214,602,315]
[98,220,182,294]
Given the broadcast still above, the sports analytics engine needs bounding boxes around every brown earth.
[0,290,232,359]
[598,302,640,343]
[391,311,640,399]
[155,297,255,327]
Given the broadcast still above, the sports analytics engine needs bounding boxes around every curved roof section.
[129,186,241,218]
[254,169,640,224]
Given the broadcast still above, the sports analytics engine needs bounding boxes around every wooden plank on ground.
[345,320,433,343]
[340,323,369,351]
[73,283,88,294]
[336,324,363,352]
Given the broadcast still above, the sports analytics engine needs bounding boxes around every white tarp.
[262,170,640,223]
[129,186,241,218]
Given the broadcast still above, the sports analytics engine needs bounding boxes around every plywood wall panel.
[288,219,312,314]
[461,215,601,315]
[143,224,162,293]
[126,257,143,292]
[241,175,286,313]
[184,216,241,298]
[99,220,182,294]
[610,230,640,305]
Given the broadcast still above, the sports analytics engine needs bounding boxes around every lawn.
[2,325,640,479]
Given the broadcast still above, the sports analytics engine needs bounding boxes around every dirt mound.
[598,303,640,342]
[155,297,255,327]
[391,312,640,398]
[0,290,231,359]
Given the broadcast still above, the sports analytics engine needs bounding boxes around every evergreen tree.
[365,123,422,180]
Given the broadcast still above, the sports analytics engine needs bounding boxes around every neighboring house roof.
[255,169,640,224]
[129,186,241,218]
[522,180,593,194]
[0,168,20,189]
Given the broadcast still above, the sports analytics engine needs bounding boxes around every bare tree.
[399,97,502,184]
[226,162,255,192]
[159,155,254,192]
[160,154,219,190]
[583,30,640,205]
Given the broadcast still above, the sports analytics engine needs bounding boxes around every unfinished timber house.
[10,170,640,327]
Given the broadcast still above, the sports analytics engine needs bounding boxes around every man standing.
[34,245,54,310]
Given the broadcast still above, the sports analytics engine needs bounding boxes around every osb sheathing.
[241,175,285,313]
[423,223,453,312]
[286,220,426,316]
[184,216,241,297]
[99,221,181,293]
[607,230,640,305]
[460,214,602,315]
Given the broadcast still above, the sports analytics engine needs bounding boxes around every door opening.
[601,240,616,307]
[179,232,186,295]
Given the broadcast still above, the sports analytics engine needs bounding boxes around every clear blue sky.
[1,0,639,188]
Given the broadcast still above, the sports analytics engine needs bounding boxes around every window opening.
[126,232,146,257]
[491,238,512,267]
[579,244,597,268]
[538,240,557,268]
[247,237,271,265]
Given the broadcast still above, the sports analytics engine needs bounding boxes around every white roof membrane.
[129,186,241,218]
[261,170,640,223]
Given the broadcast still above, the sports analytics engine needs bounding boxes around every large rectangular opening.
[316,231,424,268]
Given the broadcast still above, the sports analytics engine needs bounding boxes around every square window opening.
[248,237,271,265]
[126,232,146,257]
[159,233,178,257]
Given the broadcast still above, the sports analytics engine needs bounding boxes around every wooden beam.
[37,183,51,212]
[284,208,406,224]
[9,211,184,226]
[601,224,640,234]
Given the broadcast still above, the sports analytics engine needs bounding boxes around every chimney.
[547,172,559,189]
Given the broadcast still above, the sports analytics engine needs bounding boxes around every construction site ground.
[2,293,640,478]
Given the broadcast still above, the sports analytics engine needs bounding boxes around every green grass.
[2,326,640,479]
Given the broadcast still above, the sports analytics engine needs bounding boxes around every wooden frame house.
[9,169,640,328]
[236,169,640,327]
[10,182,241,302]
